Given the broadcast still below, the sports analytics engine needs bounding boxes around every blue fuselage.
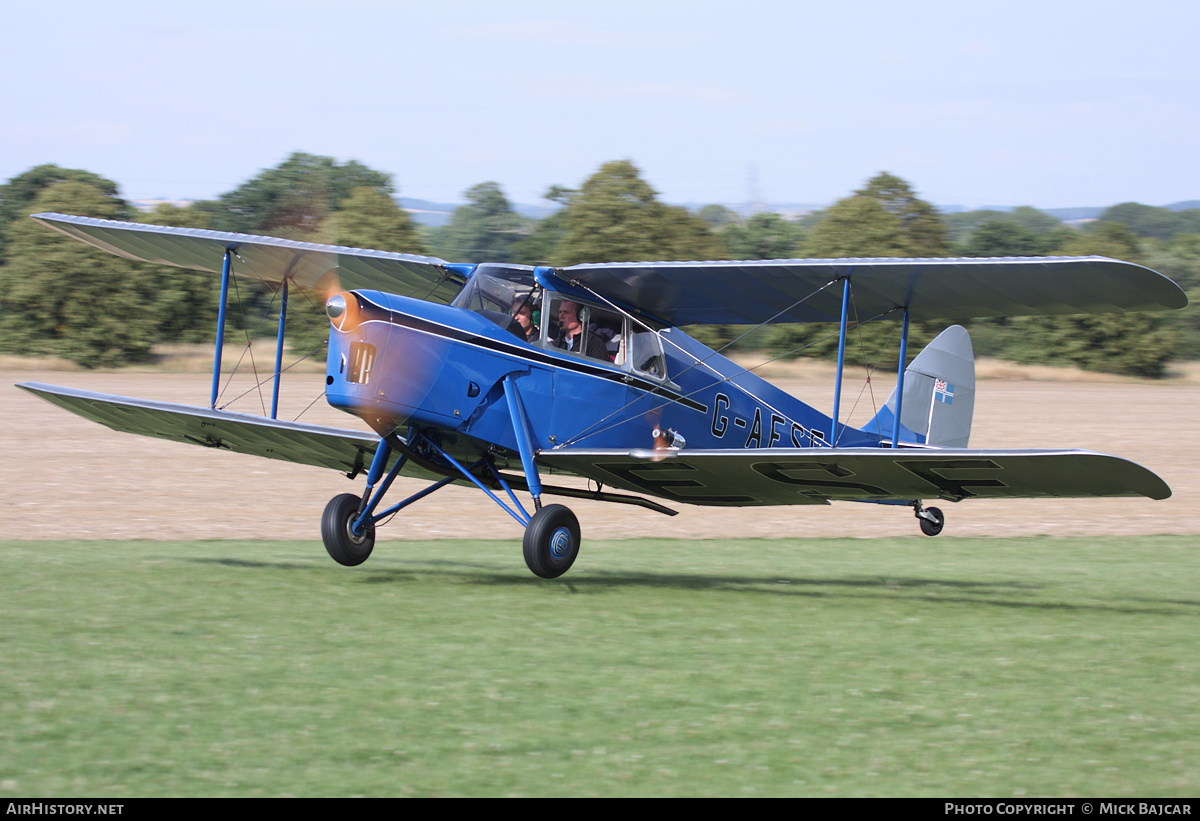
[324,289,881,469]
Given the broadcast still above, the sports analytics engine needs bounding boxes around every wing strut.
[831,277,851,445]
[206,245,306,420]
[210,249,233,409]
[832,277,913,448]
[891,307,910,448]
[271,278,289,419]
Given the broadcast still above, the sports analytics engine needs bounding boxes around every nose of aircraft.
[326,291,364,333]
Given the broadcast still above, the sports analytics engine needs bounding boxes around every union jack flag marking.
[934,379,955,404]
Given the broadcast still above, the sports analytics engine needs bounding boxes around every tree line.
[0,153,1196,376]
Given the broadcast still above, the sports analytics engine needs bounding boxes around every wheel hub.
[549,527,573,558]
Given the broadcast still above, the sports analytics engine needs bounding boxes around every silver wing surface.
[557,257,1188,326]
[537,447,1172,506]
[16,383,681,515]
[31,214,1187,325]
[30,212,466,304]
[16,382,443,480]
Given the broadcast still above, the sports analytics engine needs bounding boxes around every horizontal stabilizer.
[538,447,1172,507]
[15,382,437,479]
[30,213,466,304]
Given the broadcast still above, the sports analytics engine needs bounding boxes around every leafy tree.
[766,173,951,365]
[0,165,131,260]
[0,181,156,367]
[942,209,1010,245]
[850,171,950,257]
[945,206,1073,250]
[1009,205,1069,235]
[511,206,566,267]
[554,160,727,266]
[199,152,393,238]
[688,212,810,352]
[805,196,910,257]
[136,203,220,343]
[430,182,523,262]
[1143,234,1200,359]
[1100,202,1200,240]
[1003,223,1180,377]
[962,221,1051,257]
[722,212,806,260]
[697,204,740,229]
[329,186,425,254]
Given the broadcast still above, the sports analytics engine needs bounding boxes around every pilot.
[556,300,608,359]
[511,296,539,343]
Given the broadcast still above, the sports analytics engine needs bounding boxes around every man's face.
[513,305,532,329]
[558,301,581,333]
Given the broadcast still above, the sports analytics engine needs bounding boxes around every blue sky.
[2,0,1197,210]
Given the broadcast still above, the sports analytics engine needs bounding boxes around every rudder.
[866,325,975,447]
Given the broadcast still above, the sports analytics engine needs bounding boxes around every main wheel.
[522,504,581,579]
[322,493,376,566]
[918,506,945,537]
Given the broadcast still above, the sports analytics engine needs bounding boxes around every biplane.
[16,212,1188,578]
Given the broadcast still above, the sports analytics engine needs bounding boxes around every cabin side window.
[544,296,623,363]
[627,330,666,379]
[540,293,669,381]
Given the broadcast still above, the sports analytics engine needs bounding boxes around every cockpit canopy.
[451,268,668,382]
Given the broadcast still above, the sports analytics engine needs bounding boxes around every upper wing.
[16,382,445,482]
[537,447,1172,506]
[556,257,1188,325]
[33,213,1188,325]
[30,212,467,304]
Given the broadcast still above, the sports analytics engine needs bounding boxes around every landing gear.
[915,504,945,537]
[322,493,376,566]
[523,504,581,579]
[325,399,586,578]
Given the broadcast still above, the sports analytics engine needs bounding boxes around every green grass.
[1,535,1198,797]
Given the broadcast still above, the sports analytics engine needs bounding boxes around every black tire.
[322,493,375,566]
[919,506,945,537]
[522,504,580,579]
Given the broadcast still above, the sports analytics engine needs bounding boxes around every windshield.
[452,273,670,381]
[452,271,541,343]
[451,272,536,315]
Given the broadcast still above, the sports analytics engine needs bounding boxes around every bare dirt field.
[4,359,1199,543]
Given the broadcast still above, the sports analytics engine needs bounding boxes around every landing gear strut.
[319,417,587,578]
[321,376,588,578]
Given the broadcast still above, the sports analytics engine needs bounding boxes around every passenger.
[555,300,608,359]
[511,296,539,343]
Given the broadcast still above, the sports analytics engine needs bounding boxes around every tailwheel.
[917,505,945,537]
[322,493,376,566]
[523,504,581,579]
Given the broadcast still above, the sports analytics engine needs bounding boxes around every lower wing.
[16,382,410,479]
[537,447,1172,507]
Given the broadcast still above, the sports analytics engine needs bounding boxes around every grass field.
[1,535,1197,797]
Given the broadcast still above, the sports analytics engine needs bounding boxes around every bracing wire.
[557,278,854,449]
[838,292,899,444]
[211,251,333,418]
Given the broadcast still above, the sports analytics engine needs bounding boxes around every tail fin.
[865,325,975,447]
